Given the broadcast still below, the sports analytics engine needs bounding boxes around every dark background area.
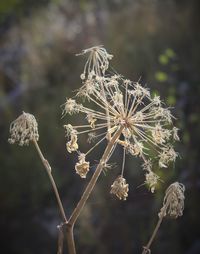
[0,0,200,253]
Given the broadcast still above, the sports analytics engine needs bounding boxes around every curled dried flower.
[159,182,185,219]
[86,113,97,129]
[8,112,39,146]
[75,153,90,178]
[66,132,78,153]
[145,171,160,193]
[110,175,129,200]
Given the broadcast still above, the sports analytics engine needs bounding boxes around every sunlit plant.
[8,46,185,254]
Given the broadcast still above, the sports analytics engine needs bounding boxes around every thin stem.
[121,147,126,176]
[69,126,124,226]
[142,206,167,254]
[32,139,67,223]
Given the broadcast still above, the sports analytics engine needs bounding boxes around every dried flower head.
[159,182,185,219]
[110,175,129,200]
[66,131,78,153]
[75,153,90,178]
[8,112,39,146]
[76,45,113,79]
[63,46,180,192]
[145,171,160,193]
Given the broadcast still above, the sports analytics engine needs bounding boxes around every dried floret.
[110,175,129,200]
[75,153,90,178]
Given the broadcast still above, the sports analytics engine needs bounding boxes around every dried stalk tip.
[75,153,90,178]
[159,182,185,219]
[8,112,39,146]
[110,175,129,200]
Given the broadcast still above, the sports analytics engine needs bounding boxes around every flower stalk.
[33,139,67,222]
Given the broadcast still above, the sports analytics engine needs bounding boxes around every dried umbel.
[8,112,39,146]
[62,45,180,195]
[145,171,160,193]
[110,175,129,200]
[75,153,90,178]
[159,182,185,219]
[76,45,113,79]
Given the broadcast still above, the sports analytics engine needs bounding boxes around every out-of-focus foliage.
[0,0,200,253]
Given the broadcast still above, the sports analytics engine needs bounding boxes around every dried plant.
[8,45,184,254]
[142,182,185,254]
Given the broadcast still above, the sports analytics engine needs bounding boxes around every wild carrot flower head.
[159,182,185,218]
[62,46,180,195]
[8,112,39,146]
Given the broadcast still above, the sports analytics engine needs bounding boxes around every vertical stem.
[66,224,76,254]
[69,126,124,226]
[32,139,67,223]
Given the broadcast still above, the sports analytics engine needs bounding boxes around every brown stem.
[66,224,76,254]
[142,206,167,254]
[33,139,67,223]
[69,126,124,226]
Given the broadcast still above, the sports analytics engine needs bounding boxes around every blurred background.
[0,0,200,253]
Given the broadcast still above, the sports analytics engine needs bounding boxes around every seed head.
[63,46,180,192]
[75,153,90,178]
[8,112,39,146]
[159,182,185,219]
[76,45,113,79]
[110,175,129,200]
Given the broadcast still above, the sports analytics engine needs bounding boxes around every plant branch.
[142,206,167,254]
[68,126,124,226]
[33,139,68,223]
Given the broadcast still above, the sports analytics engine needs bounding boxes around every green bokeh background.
[0,0,200,253]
